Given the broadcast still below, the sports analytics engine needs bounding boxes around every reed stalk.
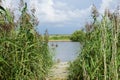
[101,16,107,80]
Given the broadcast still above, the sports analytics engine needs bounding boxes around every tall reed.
[68,6,120,80]
[0,2,53,80]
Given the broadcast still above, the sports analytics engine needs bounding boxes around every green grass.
[0,3,53,80]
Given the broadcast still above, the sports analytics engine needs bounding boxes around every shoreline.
[49,40,72,42]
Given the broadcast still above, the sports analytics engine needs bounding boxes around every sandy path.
[46,62,69,80]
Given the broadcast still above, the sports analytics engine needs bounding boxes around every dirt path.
[46,62,69,80]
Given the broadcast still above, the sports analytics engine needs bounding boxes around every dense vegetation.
[69,5,120,80]
[70,30,85,42]
[0,2,53,80]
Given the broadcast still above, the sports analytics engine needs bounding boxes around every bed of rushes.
[69,5,120,80]
[0,3,53,80]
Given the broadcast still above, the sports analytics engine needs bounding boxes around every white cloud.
[1,0,92,27]
[2,0,120,24]
[29,0,92,24]
[29,0,69,23]
[2,0,20,11]
[99,0,120,14]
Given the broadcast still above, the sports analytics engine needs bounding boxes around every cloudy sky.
[2,0,120,34]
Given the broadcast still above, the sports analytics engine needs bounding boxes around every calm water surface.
[49,42,81,62]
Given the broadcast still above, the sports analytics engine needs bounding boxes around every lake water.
[49,42,81,62]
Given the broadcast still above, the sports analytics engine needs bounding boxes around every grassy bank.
[0,3,53,80]
[49,35,70,41]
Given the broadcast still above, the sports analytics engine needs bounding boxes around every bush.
[70,30,85,42]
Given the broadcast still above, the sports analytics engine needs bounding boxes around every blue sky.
[2,0,120,34]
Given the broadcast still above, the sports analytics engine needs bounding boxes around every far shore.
[49,40,72,42]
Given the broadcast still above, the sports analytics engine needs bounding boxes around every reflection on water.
[49,41,81,62]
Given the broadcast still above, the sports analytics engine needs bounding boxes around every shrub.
[70,30,86,42]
